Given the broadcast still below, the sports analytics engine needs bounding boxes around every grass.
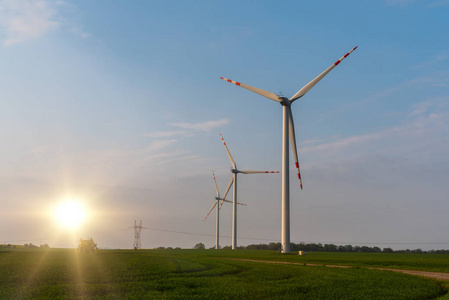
[201,250,449,272]
[0,248,447,299]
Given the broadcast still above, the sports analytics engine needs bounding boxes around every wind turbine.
[220,46,358,253]
[219,133,279,249]
[203,170,246,249]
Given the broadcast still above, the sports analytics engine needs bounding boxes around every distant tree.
[222,246,231,250]
[383,247,394,253]
[268,242,281,251]
[372,247,382,253]
[324,244,338,252]
[360,246,372,253]
[194,243,205,250]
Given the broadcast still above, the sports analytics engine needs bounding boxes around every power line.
[3,225,449,247]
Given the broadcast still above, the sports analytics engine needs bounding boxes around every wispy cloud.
[171,118,230,132]
[146,139,177,152]
[147,130,188,138]
[71,26,89,38]
[427,0,449,7]
[411,50,449,69]
[0,0,61,46]
[385,0,415,6]
[148,118,230,138]
[302,97,449,164]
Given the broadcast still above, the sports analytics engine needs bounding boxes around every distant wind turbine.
[219,133,279,249]
[220,46,358,253]
[203,170,246,249]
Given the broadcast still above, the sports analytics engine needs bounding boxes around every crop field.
[0,248,448,299]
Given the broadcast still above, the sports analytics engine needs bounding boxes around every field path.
[223,258,449,281]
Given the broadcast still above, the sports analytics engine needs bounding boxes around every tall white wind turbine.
[220,46,358,253]
[219,133,279,249]
[203,170,246,249]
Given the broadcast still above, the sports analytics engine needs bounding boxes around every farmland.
[0,248,448,299]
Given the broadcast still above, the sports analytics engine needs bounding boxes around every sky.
[1,0,448,250]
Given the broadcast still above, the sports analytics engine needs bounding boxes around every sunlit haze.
[53,200,87,229]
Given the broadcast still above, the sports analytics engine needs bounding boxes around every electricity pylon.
[131,220,146,250]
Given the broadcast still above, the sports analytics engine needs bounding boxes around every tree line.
[213,242,449,254]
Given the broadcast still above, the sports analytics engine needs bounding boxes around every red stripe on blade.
[334,60,341,66]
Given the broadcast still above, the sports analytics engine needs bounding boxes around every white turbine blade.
[239,170,279,174]
[222,198,246,206]
[290,46,358,102]
[212,170,220,197]
[219,176,234,209]
[288,106,303,189]
[204,201,218,221]
[220,77,281,103]
[220,133,236,169]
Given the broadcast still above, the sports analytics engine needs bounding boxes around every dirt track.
[224,258,449,281]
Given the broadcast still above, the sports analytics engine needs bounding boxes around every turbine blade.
[239,170,279,174]
[220,133,236,169]
[288,106,303,189]
[204,201,218,221]
[290,46,358,102]
[212,170,220,197]
[220,77,281,103]
[222,199,246,206]
[220,176,235,209]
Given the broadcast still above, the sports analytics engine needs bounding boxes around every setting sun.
[53,200,87,229]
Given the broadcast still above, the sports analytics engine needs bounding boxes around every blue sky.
[1,0,448,250]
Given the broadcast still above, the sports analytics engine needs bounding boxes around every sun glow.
[53,200,87,229]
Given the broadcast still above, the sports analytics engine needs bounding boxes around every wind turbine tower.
[219,134,279,249]
[220,46,357,253]
[203,170,246,249]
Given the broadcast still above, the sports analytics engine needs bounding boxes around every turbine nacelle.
[279,97,291,106]
[231,168,239,174]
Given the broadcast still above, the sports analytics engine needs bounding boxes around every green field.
[0,248,448,299]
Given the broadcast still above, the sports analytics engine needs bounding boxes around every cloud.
[411,51,449,69]
[385,0,415,5]
[148,118,230,138]
[147,130,188,138]
[301,97,449,165]
[171,118,230,132]
[427,0,449,7]
[146,139,177,152]
[0,0,62,46]
[71,26,89,38]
